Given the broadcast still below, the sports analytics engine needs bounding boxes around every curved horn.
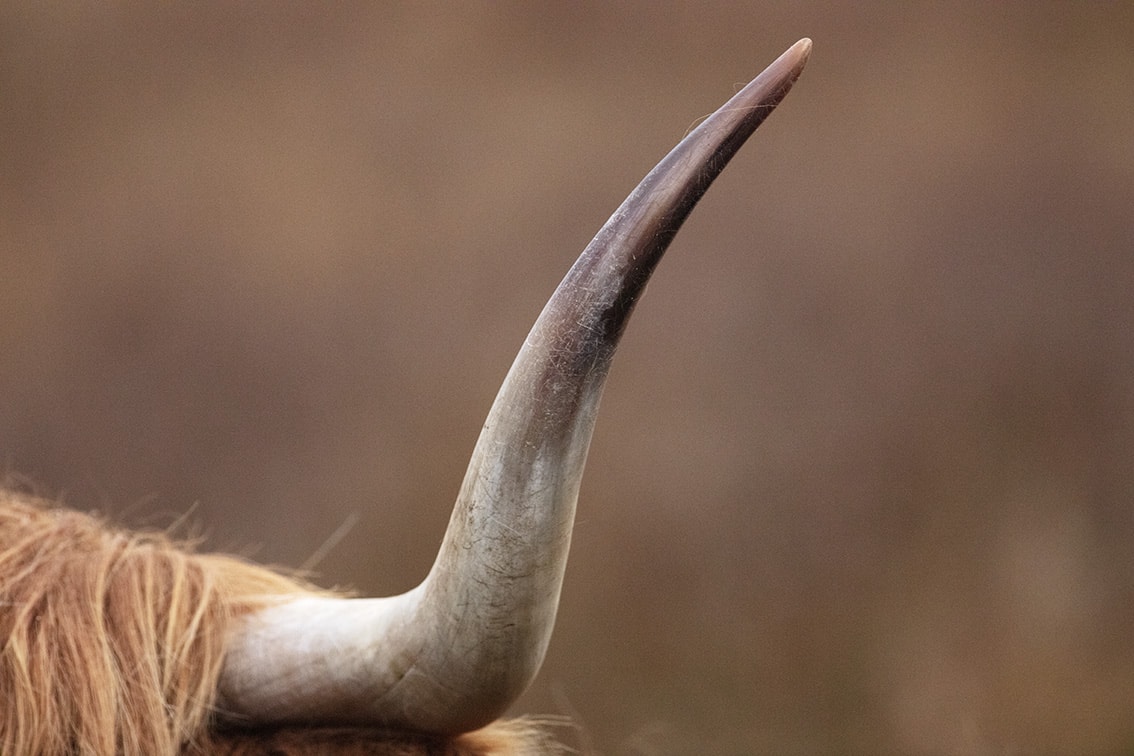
[218,38,811,734]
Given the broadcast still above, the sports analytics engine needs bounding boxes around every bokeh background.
[2,3,1132,753]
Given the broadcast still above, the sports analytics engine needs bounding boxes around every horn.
[218,38,811,734]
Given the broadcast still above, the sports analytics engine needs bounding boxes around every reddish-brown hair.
[0,493,562,755]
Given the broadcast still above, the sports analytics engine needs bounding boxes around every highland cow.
[0,39,810,755]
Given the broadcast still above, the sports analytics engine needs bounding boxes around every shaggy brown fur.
[0,492,564,755]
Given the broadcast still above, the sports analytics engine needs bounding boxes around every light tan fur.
[209,718,569,755]
[0,492,565,755]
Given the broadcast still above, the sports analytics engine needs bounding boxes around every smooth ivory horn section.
[217,38,811,734]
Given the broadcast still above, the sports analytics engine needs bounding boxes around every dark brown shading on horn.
[217,38,811,736]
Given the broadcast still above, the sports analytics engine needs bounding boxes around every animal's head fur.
[0,492,563,755]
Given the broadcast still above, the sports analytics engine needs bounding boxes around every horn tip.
[787,37,813,70]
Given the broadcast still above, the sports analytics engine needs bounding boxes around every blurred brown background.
[2,3,1132,753]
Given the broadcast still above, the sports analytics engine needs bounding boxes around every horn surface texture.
[218,38,811,734]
